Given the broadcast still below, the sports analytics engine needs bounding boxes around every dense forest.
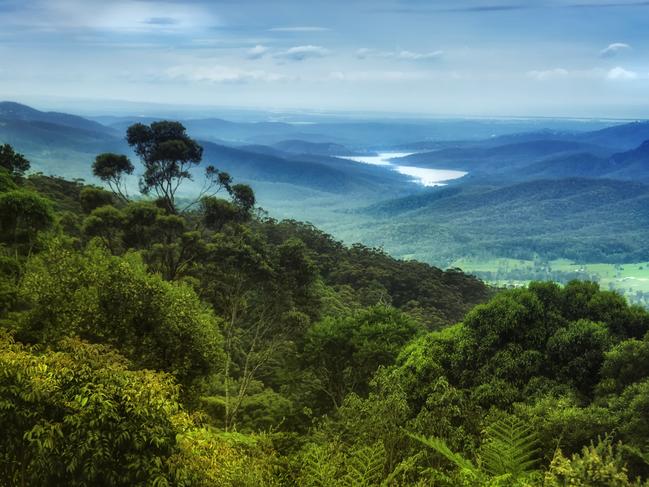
[1,123,649,486]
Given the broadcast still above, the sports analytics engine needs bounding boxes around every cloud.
[437,4,530,12]
[141,17,178,26]
[247,44,270,60]
[269,26,329,32]
[527,67,639,81]
[599,42,631,58]
[355,48,392,59]
[326,70,433,82]
[275,45,329,61]
[397,50,443,60]
[371,3,532,14]
[4,0,219,33]
[356,48,443,61]
[568,1,649,9]
[527,68,570,80]
[607,66,638,79]
[166,65,288,83]
[355,48,372,59]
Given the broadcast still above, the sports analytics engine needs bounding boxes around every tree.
[18,242,224,386]
[125,121,239,213]
[0,144,30,177]
[230,184,256,213]
[546,319,611,395]
[0,332,189,486]
[545,438,640,487]
[0,190,54,253]
[82,205,125,253]
[92,153,134,202]
[78,186,114,213]
[201,197,242,231]
[303,305,421,409]
[126,121,201,212]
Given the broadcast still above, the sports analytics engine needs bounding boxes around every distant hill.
[272,139,359,156]
[200,142,411,195]
[354,178,649,263]
[0,101,117,135]
[99,116,340,145]
[577,120,649,150]
[0,102,415,199]
[501,140,649,182]
[393,139,613,173]
[0,102,125,177]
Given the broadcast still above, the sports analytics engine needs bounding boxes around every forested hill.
[2,124,649,486]
[358,178,649,264]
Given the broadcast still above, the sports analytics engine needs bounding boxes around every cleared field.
[451,257,649,305]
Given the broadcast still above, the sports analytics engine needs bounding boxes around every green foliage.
[546,319,611,395]
[545,438,645,487]
[600,337,649,393]
[126,121,204,212]
[0,189,54,251]
[297,441,386,487]
[410,416,542,486]
[479,417,541,479]
[0,168,18,192]
[169,429,280,486]
[3,137,649,486]
[18,242,224,385]
[341,442,386,487]
[409,433,479,475]
[0,143,30,177]
[201,196,243,231]
[92,152,134,201]
[304,305,421,410]
[79,186,114,213]
[298,442,345,486]
[0,331,190,486]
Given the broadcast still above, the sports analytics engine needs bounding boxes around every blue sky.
[1,0,649,117]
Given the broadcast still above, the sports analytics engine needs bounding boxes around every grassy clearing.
[451,257,649,305]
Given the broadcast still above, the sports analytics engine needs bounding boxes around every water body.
[341,152,467,187]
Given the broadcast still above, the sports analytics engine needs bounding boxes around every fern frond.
[407,433,478,474]
[342,442,385,487]
[479,416,541,479]
[381,452,424,486]
[300,443,341,487]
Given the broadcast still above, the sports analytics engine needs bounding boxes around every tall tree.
[92,153,134,202]
[127,121,222,213]
[0,144,30,177]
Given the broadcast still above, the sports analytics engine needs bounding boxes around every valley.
[3,100,649,303]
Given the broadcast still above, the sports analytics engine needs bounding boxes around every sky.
[1,0,649,118]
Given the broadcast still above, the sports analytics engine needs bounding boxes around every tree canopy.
[1,124,647,486]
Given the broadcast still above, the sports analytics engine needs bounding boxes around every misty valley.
[3,100,648,304]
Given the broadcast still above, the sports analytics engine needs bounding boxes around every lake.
[340,152,467,187]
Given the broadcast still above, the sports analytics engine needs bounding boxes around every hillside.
[0,101,117,134]
[0,102,417,206]
[393,139,615,174]
[357,178,649,263]
[2,152,649,486]
[199,142,411,195]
